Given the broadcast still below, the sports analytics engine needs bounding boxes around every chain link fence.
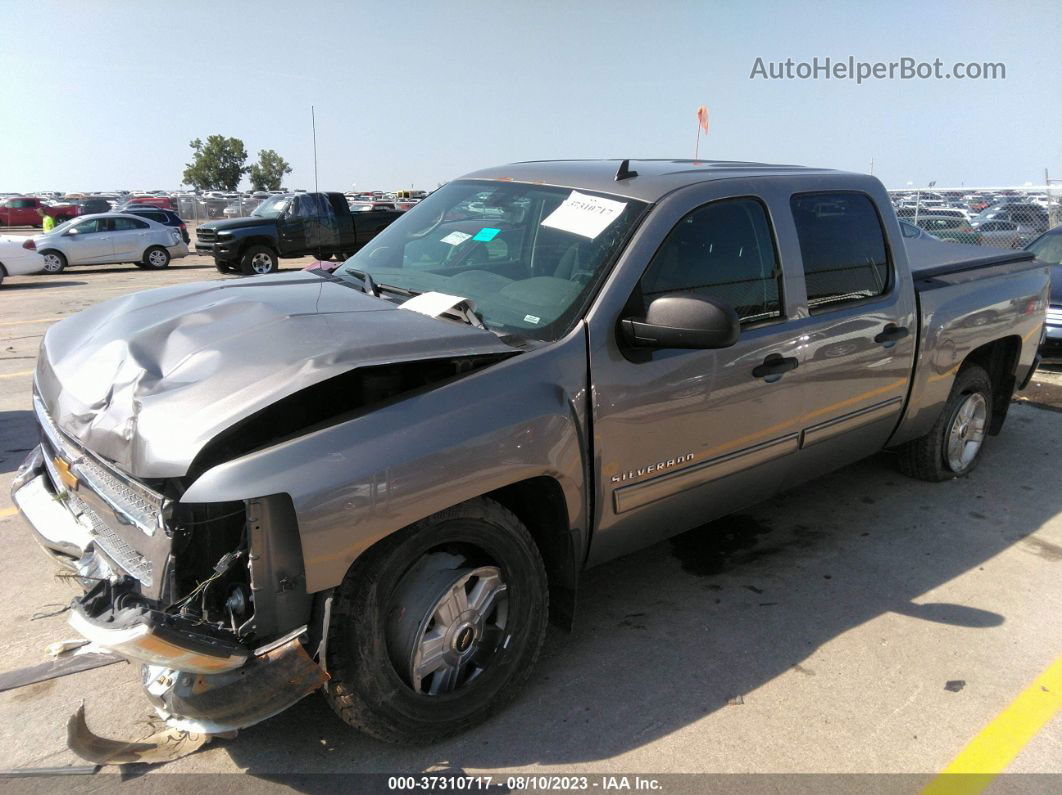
[173,194,267,228]
[887,185,1062,248]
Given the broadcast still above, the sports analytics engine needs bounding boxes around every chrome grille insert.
[33,393,163,536]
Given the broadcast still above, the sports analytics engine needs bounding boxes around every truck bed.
[906,238,1037,283]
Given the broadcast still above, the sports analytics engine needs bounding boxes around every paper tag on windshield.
[440,231,472,246]
[541,191,627,239]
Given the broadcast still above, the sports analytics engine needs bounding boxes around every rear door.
[109,216,152,260]
[783,191,917,483]
[13,198,39,225]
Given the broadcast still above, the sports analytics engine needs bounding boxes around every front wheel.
[40,250,67,274]
[324,498,548,744]
[142,246,170,269]
[897,364,993,481]
[240,245,278,275]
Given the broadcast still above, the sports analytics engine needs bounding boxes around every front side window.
[638,198,782,325]
[336,180,646,341]
[250,195,291,218]
[70,218,100,234]
[791,192,890,313]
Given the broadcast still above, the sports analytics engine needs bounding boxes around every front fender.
[181,327,591,593]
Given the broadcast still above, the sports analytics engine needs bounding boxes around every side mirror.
[65,228,79,235]
[621,294,740,349]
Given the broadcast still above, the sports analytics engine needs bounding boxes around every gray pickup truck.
[12,160,1049,743]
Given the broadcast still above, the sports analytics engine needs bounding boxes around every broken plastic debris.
[46,639,90,658]
[67,703,214,765]
[944,679,966,692]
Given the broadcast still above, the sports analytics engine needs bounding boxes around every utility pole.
[312,105,319,193]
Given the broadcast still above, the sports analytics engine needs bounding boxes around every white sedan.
[34,213,189,274]
[0,235,46,285]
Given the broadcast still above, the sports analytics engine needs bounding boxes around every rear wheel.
[40,250,67,274]
[324,498,548,744]
[142,246,170,269]
[240,245,278,275]
[897,365,993,481]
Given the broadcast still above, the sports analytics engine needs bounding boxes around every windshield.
[335,180,647,341]
[251,195,292,218]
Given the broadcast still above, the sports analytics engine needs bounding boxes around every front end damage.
[11,394,326,734]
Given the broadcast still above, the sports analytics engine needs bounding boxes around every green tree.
[182,135,249,191]
[248,149,293,191]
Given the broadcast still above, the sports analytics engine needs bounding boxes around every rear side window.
[640,198,782,324]
[112,217,148,230]
[790,193,890,313]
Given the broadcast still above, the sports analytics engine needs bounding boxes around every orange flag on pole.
[696,105,709,133]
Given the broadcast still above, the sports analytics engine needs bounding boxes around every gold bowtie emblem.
[52,456,79,491]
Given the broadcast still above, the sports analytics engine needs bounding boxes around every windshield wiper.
[328,268,421,300]
[343,268,379,297]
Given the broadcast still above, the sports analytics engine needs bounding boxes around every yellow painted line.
[0,507,18,519]
[923,655,1062,794]
[0,370,34,379]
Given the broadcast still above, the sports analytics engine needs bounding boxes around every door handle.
[874,323,910,346]
[752,353,799,380]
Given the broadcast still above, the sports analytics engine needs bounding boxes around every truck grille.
[196,228,216,243]
[34,394,163,536]
[1047,305,1062,325]
[34,394,164,589]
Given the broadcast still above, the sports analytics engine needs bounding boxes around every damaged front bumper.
[71,578,249,675]
[13,445,326,733]
[143,627,328,734]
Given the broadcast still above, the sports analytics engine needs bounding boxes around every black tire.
[141,246,170,269]
[40,250,67,274]
[240,244,278,276]
[324,497,548,744]
[897,364,994,482]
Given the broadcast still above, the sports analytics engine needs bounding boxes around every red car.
[123,196,176,211]
[0,197,77,226]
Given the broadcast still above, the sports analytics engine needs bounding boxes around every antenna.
[312,105,319,192]
[615,159,638,181]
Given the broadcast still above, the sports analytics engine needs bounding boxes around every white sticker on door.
[540,191,628,239]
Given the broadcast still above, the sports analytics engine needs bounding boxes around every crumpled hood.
[36,271,514,479]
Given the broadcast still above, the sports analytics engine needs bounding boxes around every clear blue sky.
[2,0,1059,192]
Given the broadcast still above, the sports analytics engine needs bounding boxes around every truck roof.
[460,159,847,202]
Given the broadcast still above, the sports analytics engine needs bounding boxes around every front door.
[588,195,808,565]
[65,218,113,263]
[278,195,309,254]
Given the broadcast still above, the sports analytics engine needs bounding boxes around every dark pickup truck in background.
[13,159,1050,744]
[195,192,403,275]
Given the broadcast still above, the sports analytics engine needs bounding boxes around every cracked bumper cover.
[13,447,327,732]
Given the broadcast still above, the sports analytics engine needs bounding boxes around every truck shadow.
[0,411,36,476]
[221,403,1062,779]
[0,280,87,291]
